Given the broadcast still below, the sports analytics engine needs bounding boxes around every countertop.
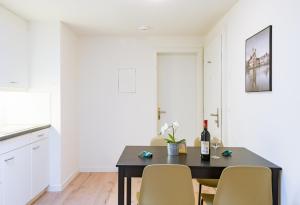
[0,124,51,141]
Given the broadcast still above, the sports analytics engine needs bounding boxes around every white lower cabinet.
[0,162,3,205]
[31,138,49,197]
[2,146,31,205]
[0,128,49,205]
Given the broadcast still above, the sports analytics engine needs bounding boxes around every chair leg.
[198,184,202,205]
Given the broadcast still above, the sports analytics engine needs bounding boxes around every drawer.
[30,129,49,143]
[0,133,31,155]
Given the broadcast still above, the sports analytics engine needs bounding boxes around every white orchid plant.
[160,121,185,144]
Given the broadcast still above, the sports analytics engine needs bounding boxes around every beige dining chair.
[150,135,167,146]
[194,137,223,205]
[202,166,273,205]
[138,164,195,205]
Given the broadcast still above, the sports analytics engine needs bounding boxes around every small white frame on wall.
[118,68,136,93]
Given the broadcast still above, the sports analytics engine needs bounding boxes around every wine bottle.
[201,120,210,161]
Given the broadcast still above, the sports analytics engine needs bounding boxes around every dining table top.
[116,146,282,170]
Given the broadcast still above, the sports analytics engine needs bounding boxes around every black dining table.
[116,146,282,205]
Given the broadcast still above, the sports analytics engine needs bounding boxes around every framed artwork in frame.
[245,25,272,92]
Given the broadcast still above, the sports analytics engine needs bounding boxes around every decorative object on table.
[194,136,224,205]
[222,150,233,157]
[245,25,272,92]
[178,141,187,154]
[160,121,185,156]
[138,151,153,159]
[201,120,211,161]
[211,136,221,159]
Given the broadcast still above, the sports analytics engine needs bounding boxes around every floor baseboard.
[48,170,79,192]
[79,167,117,172]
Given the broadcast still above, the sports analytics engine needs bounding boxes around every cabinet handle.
[33,146,40,150]
[37,134,44,137]
[9,81,17,84]
[4,157,15,162]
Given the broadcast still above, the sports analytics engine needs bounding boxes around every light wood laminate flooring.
[33,172,215,205]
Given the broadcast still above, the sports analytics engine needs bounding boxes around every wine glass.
[211,137,220,159]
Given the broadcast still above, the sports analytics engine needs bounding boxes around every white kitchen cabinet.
[0,162,3,205]
[0,6,29,89]
[0,128,50,204]
[2,145,31,205]
[31,138,49,197]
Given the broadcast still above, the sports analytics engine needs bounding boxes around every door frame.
[155,47,204,140]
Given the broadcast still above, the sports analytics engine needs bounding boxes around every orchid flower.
[172,121,179,129]
[160,123,169,135]
[160,121,185,144]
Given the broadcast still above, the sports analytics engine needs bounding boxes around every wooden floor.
[33,172,215,205]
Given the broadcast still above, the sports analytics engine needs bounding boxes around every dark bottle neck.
[203,120,208,130]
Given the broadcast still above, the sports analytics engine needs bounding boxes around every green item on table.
[138,151,153,159]
[222,150,233,157]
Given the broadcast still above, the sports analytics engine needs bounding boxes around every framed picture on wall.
[245,25,272,92]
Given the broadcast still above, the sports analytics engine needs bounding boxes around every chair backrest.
[150,136,167,146]
[138,164,195,205]
[213,166,272,205]
[194,137,201,147]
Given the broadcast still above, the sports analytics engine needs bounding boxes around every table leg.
[198,184,202,205]
[127,177,132,205]
[118,167,125,205]
[272,170,280,205]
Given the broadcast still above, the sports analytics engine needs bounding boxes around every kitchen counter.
[0,124,51,141]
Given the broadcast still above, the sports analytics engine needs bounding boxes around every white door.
[158,53,199,145]
[204,35,222,139]
[31,138,49,197]
[2,146,31,205]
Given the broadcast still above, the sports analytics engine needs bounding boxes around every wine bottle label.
[201,141,210,155]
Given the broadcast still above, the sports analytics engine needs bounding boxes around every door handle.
[4,157,15,162]
[37,134,44,138]
[158,107,167,120]
[210,108,220,128]
[33,146,40,150]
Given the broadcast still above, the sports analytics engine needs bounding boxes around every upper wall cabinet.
[0,7,29,90]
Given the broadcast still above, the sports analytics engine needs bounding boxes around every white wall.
[60,23,80,185]
[29,21,80,191]
[29,21,62,189]
[205,0,300,204]
[79,36,203,171]
[0,91,50,125]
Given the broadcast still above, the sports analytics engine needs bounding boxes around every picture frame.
[245,25,272,92]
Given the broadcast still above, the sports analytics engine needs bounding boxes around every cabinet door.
[31,138,49,197]
[2,146,31,205]
[0,161,3,205]
[0,7,28,89]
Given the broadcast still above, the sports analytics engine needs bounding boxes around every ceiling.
[0,0,238,36]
